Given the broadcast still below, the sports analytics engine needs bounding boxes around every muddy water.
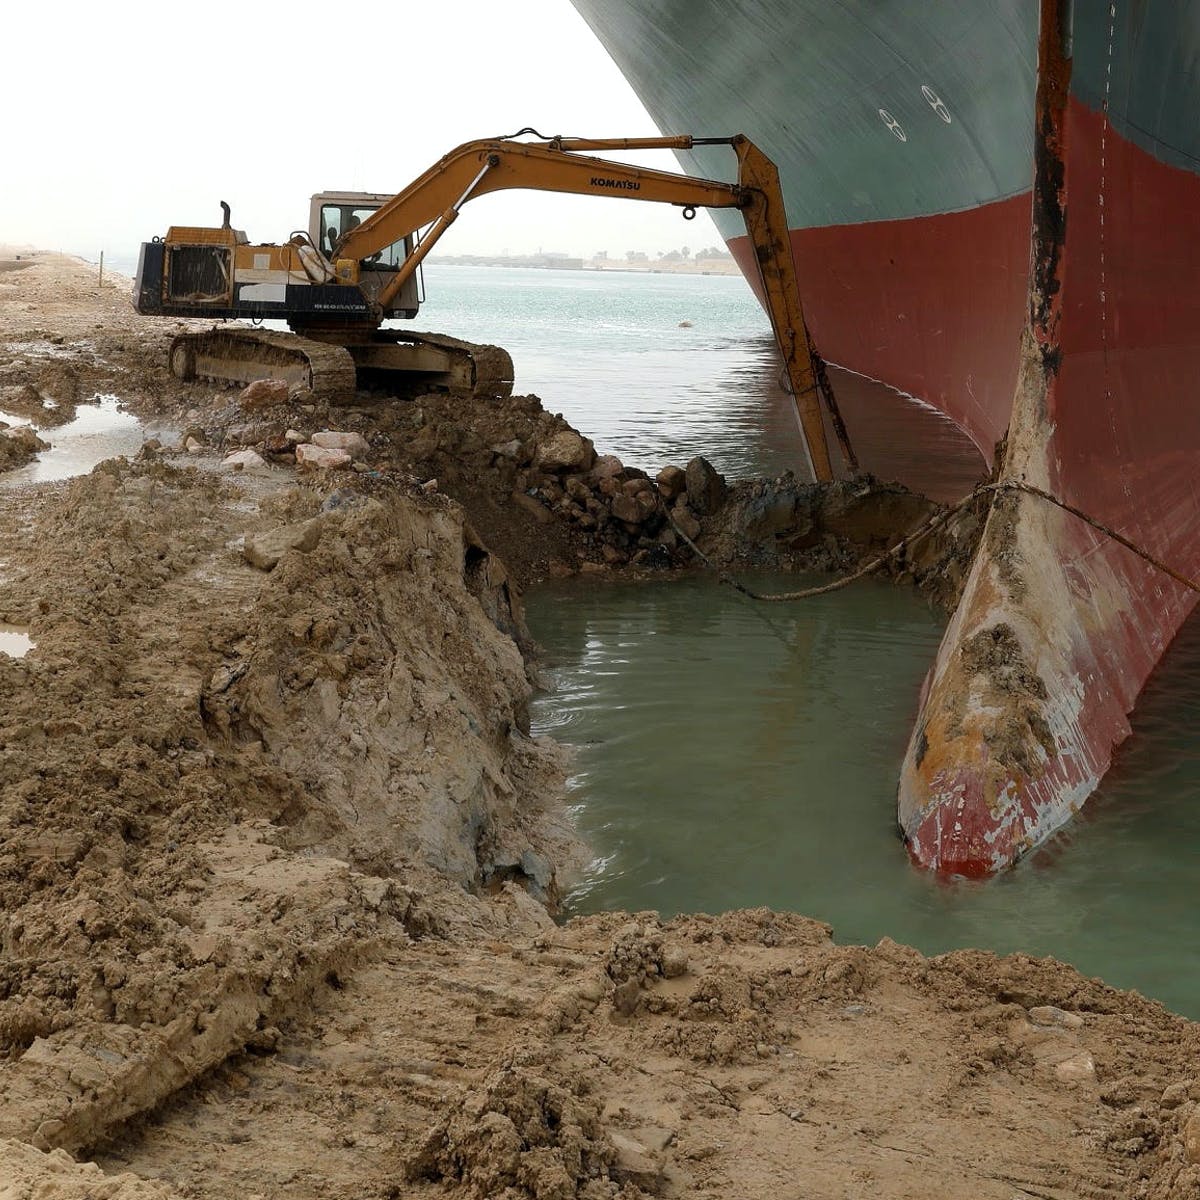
[528,580,1200,1018]
[478,265,1200,1017]
[0,394,147,487]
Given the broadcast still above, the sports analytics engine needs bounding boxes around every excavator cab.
[308,192,420,318]
[132,193,422,328]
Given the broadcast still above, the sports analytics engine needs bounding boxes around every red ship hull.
[897,79,1200,874]
[577,0,1200,872]
[727,85,1200,874]
[731,192,1033,462]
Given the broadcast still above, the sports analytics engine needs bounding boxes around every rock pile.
[0,421,47,472]
[513,440,725,569]
[314,389,724,568]
[362,389,976,590]
[155,376,978,598]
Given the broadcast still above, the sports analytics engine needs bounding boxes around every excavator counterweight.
[132,134,847,479]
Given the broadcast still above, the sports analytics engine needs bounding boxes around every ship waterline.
[572,0,1200,872]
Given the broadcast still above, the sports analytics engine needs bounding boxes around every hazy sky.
[3,0,725,263]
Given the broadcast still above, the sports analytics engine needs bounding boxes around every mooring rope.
[668,479,1200,602]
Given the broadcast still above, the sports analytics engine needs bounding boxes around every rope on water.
[668,479,1200,603]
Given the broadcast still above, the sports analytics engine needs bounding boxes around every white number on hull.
[878,108,907,141]
[921,85,952,123]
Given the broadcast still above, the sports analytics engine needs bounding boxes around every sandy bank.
[0,250,1197,1199]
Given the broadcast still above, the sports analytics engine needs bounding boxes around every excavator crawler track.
[168,328,514,404]
[389,331,514,399]
[169,329,357,404]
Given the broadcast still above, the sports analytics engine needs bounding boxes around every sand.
[0,249,1197,1199]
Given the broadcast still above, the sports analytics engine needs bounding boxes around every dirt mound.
[0,420,47,472]
[406,1059,621,1199]
[0,1139,178,1199]
[0,456,574,1159]
[0,360,84,426]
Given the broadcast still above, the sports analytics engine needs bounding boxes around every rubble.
[221,448,270,473]
[0,421,47,472]
[238,378,289,410]
[242,519,323,570]
[311,429,370,459]
[295,442,352,470]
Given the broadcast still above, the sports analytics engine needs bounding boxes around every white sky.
[2,0,725,263]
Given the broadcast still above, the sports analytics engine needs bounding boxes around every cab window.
[320,204,408,268]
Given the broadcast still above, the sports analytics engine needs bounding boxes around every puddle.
[0,394,153,486]
[8,337,98,362]
[0,625,35,658]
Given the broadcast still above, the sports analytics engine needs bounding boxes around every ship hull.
[897,24,1200,873]
[726,192,1032,460]
[572,0,1200,871]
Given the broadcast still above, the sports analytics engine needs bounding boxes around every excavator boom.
[333,135,836,481]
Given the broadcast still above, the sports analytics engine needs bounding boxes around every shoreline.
[428,255,744,277]
[1,249,1197,1199]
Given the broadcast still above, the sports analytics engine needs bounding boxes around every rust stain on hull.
[899,3,1145,876]
[898,0,1200,872]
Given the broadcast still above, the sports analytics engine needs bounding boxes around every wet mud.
[1,249,1199,1199]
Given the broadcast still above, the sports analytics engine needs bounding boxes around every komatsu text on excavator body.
[132,134,847,480]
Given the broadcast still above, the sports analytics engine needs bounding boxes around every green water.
[527,575,1200,1019]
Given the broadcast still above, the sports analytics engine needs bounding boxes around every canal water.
[527,579,1200,1019]
[418,264,984,500]
[414,265,1200,1020]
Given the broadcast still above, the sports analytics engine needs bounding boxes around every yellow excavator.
[132,133,849,481]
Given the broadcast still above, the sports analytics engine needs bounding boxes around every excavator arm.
[335,135,847,481]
